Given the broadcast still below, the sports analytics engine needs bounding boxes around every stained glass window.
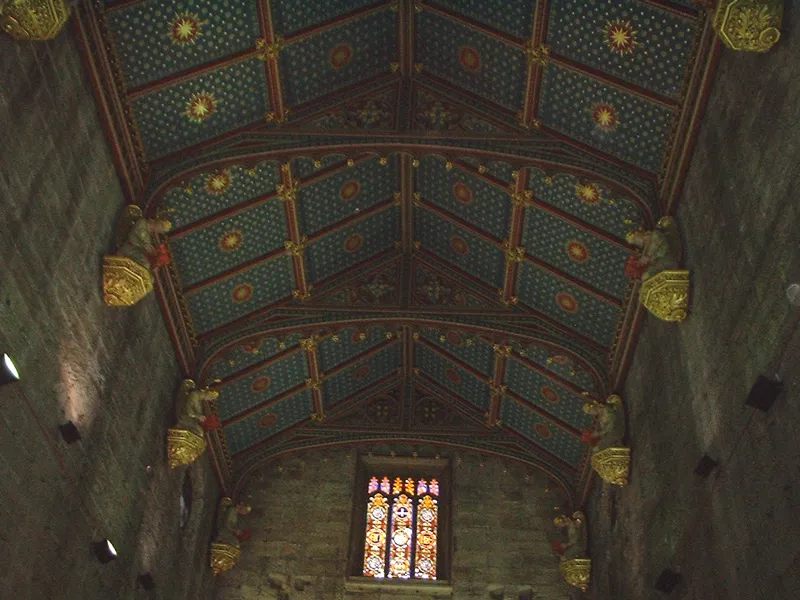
[361,475,441,580]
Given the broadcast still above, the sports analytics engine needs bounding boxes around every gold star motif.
[575,183,602,205]
[169,12,206,46]
[604,19,639,57]
[184,92,218,123]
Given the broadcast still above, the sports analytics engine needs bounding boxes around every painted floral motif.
[329,44,353,69]
[415,274,467,307]
[313,91,394,130]
[566,241,590,264]
[252,376,271,392]
[592,103,618,131]
[458,47,481,72]
[415,90,499,133]
[574,182,602,205]
[556,292,579,313]
[219,230,244,253]
[328,266,398,306]
[169,12,206,46]
[232,283,254,303]
[421,101,458,130]
[604,19,639,57]
[344,233,364,253]
[184,92,218,123]
[205,170,232,195]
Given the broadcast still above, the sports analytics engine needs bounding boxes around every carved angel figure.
[582,395,626,451]
[166,379,222,468]
[214,497,253,548]
[114,209,172,270]
[102,206,172,306]
[552,511,588,561]
[175,379,221,436]
[625,217,682,281]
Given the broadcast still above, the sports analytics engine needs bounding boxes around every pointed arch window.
[349,456,451,588]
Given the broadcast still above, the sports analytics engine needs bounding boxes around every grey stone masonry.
[586,9,800,600]
[0,27,217,600]
[216,449,574,600]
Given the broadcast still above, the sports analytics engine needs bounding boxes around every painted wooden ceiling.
[82,0,717,501]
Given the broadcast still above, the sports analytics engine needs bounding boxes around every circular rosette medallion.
[534,422,553,439]
[420,507,436,523]
[259,413,277,428]
[252,376,271,393]
[232,283,254,303]
[452,182,473,204]
[329,44,353,69]
[445,368,462,385]
[353,365,370,381]
[541,386,560,403]
[458,47,481,72]
[445,331,463,346]
[450,235,469,256]
[344,233,364,253]
[556,292,579,313]
[566,241,590,264]
[339,179,360,201]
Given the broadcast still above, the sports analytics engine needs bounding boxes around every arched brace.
[231,437,577,511]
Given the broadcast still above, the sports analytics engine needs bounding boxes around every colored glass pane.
[363,493,389,577]
[389,494,414,578]
[415,495,438,580]
[363,474,441,580]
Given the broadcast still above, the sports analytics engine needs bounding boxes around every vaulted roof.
[79,0,718,504]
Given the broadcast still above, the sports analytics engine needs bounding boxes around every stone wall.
[215,449,574,600]
[0,27,216,600]
[587,11,800,600]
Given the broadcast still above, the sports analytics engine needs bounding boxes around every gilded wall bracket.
[714,0,783,53]
[0,0,70,41]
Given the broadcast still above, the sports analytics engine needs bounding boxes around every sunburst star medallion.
[184,92,218,123]
[206,170,232,195]
[592,103,617,131]
[604,19,639,57]
[169,12,206,46]
[575,183,602,205]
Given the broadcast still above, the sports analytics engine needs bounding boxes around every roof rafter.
[415,373,578,473]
